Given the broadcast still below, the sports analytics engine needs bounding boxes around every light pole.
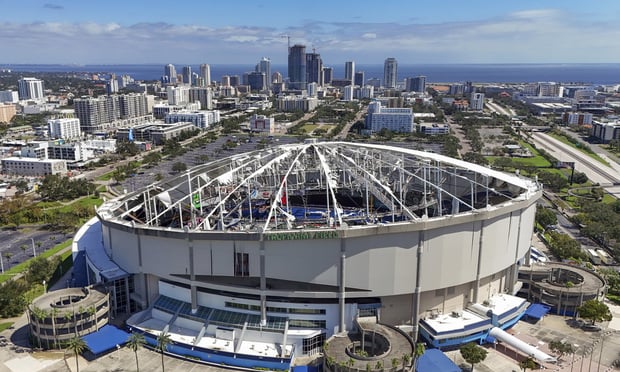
[0,252,4,274]
[31,237,36,257]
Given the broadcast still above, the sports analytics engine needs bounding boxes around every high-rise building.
[354,71,365,87]
[18,77,45,101]
[271,72,283,84]
[306,52,323,86]
[199,64,211,87]
[182,66,192,85]
[406,76,426,93]
[257,58,271,88]
[345,61,355,82]
[322,67,333,85]
[366,101,413,133]
[469,92,485,111]
[221,76,231,87]
[164,64,177,84]
[0,90,19,103]
[167,86,190,105]
[189,87,213,110]
[230,75,240,87]
[119,93,149,119]
[383,58,398,89]
[107,74,119,95]
[288,44,306,90]
[248,72,267,91]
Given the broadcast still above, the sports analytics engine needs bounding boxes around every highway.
[530,132,620,186]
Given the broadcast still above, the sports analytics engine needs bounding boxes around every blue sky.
[1,0,619,64]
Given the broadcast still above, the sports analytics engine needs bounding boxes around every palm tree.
[156,331,173,372]
[519,356,537,371]
[66,336,87,372]
[87,306,97,332]
[50,307,59,349]
[127,333,146,372]
[413,342,426,371]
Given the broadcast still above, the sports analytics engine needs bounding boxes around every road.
[485,99,515,117]
[333,106,366,140]
[530,132,620,186]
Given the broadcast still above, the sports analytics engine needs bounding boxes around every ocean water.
[3,63,620,85]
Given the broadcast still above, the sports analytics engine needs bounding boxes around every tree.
[20,244,28,255]
[66,336,87,372]
[535,206,557,230]
[459,342,487,371]
[519,356,537,371]
[413,342,425,370]
[0,279,29,317]
[143,152,162,166]
[156,331,173,372]
[577,300,612,325]
[3,252,13,265]
[26,256,61,285]
[127,332,147,372]
[548,340,574,361]
[171,162,187,173]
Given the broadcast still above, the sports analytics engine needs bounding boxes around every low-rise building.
[276,96,319,112]
[117,122,196,145]
[249,114,275,133]
[0,103,16,123]
[48,118,82,139]
[418,123,449,135]
[591,120,620,143]
[1,157,67,176]
[165,110,220,129]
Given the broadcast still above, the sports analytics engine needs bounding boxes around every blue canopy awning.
[82,325,131,355]
[416,349,462,372]
[524,303,551,320]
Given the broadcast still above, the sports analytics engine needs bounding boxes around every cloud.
[0,9,619,64]
[43,3,64,10]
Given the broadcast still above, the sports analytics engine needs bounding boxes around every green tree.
[519,356,537,371]
[26,256,61,285]
[413,342,425,370]
[548,340,574,361]
[156,331,173,372]
[171,162,187,173]
[535,206,557,230]
[127,332,147,372]
[143,152,162,166]
[0,279,29,317]
[66,336,87,372]
[577,300,612,325]
[459,342,487,371]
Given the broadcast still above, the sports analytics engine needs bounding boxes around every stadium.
[73,141,544,368]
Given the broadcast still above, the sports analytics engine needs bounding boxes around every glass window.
[234,252,249,277]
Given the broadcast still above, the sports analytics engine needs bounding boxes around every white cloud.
[0,9,619,64]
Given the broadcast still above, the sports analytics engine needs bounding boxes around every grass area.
[0,322,14,332]
[301,123,319,133]
[0,239,72,284]
[548,132,610,166]
[54,196,103,214]
[97,172,114,181]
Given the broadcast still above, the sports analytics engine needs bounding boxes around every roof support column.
[338,237,346,333]
[412,231,424,343]
[260,237,267,326]
[473,220,485,303]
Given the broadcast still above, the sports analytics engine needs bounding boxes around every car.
[582,324,601,332]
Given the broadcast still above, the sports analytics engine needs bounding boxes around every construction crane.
[281,34,290,51]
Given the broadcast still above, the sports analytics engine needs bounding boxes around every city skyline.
[1,0,620,65]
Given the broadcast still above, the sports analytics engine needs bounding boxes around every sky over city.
[1,0,620,65]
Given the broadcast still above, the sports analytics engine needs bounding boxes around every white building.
[359,85,374,99]
[18,77,45,101]
[591,120,620,143]
[366,101,414,133]
[48,118,82,140]
[165,110,221,129]
[167,86,190,106]
[307,83,318,97]
[469,93,485,111]
[1,157,67,176]
[383,58,398,89]
[343,86,355,101]
[249,114,275,133]
[199,64,211,87]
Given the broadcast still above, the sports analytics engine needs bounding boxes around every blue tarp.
[293,366,320,372]
[524,303,551,320]
[416,349,462,372]
[82,325,130,355]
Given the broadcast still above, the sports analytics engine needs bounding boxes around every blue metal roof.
[416,349,462,372]
[524,303,551,320]
[82,325,130,355]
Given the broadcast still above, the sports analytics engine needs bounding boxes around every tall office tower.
[354,71,365,87]
[189,87,213,110]
[221,75,231,87]
[406,76,426,92]
[322,67,333,85]
[230,75,240,87]
[271,72,283,84]
[248,72,267,91]
[288,44,307,90]
[164,64,177,84]
[182,66,192,85]
[256,58,271,88]
[306,52,323,86]
[383,57,398,89]
[199,64,211,87]
[18,77,45,101]
[345,61,355,82]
